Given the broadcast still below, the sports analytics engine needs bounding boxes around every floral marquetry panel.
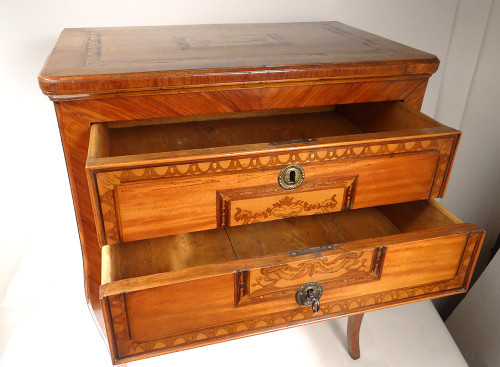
[217,177,356,227]
[235,246,386,306]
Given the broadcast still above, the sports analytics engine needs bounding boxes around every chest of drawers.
[39,22,484,365]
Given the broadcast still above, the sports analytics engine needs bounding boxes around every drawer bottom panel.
[104,228,482,363]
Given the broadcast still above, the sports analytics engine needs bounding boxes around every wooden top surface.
[39,22,438,96]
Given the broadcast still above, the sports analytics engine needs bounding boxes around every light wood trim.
[428,199,462,224]
[101,245,115,285]
[86,124,110,248]
[378,200,462,233]
[87,128,458,170]
[44,74,434,102]
[86,101,458,170]
[88,123,109,159]
[337,101,443,132]
[398,101,448,128]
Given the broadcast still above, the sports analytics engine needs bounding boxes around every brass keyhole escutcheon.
[278,164,305,189]
[295,282,323,313]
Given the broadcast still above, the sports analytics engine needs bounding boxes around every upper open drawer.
[86,101,460,246]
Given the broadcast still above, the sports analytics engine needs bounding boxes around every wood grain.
[100,201,472,286]
[87,102,458,245]
[378,199,462,232]
[234,247,385,307]
[104,228,236,280]
[54,103,105,335]
[217,178,356,227]
[107,109,360,156]
[347,314,364,359]
[38,22,481,366]
[55,78,429,120]
[100,223,482,297]
[93,151,442,245]
[330,207,401,241]
[102,101,442,156]
[39,22,438,97]
[125,234,467,342]
[228,214,347,259]
[99,202,483,363]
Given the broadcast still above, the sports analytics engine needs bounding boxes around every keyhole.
[278,164,304,189]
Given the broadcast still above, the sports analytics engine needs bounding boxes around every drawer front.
[92,136,454,245]
[103,228,483,363]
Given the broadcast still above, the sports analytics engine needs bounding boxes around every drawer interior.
[101,200,462,284]
[90,101,450,161]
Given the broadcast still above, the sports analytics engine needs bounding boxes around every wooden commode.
[39,22,484,365]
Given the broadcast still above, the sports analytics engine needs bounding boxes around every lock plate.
[295,282,323,306]
[278,164,305,189]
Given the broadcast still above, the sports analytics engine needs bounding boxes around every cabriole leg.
[347,313,364,360]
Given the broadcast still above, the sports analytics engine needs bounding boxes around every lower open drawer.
[100,200,483,364]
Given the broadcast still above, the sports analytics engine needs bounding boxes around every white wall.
[1,0,498,365]
[442,2,500,366]
[440,0,500,265]
[434,0,500,318]
[447,252,500,366]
